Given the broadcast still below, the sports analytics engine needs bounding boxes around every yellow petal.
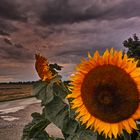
[130,68,140,78]
[66,92,80,98]
[103,123,111,138]
[110,123,118,139]
[75,105,85,113]
[108,130,112,139]
[88,52,92,59]
[81,113,91,124]
[86,116,95,129]
[118,123,123,136]
[76,112,83,119]
[93,119,101,132]
[128,118,138,130]
[35,54,53,81]
[122,120,132,134]
[102,49,110,64]
[93,51,100,62]
[126,61,137,73]
[110,48,114,56]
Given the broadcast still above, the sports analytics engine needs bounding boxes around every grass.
[0,83,34,102]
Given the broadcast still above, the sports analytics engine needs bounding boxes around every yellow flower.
[67,48,140,139]
[35,54,53,81]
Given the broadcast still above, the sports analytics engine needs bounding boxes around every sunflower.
[35,54,53,81]
[67,48,140,139]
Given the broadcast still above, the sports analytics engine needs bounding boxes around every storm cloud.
[1,0,139,25]
[36,0,140,24]
[0,0,140,82]
[0,0,27,21]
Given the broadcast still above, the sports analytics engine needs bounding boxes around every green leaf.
[79,129,97,140]
[33,79,60,106]
[33,81,47,96]
[44,96,69,129]
[63,119,79,135]
[22,112,50,140]
[32,131,50,140]
[53,82,68,99]
[29,119,49,137]
[44,83,54,104]
[31,112,43,120]
[66,135,79,140]
[69,108,77,118]
[33,81,48,106]
[65,125,96,140]
[44,75,62,104]
[44,96,67,119]
[76,125,96,140]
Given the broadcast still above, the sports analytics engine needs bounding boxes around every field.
[0,84,33,102]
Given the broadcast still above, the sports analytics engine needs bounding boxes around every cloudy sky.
[0,0,140,82]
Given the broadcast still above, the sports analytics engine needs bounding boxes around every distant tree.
[123,34,140,66]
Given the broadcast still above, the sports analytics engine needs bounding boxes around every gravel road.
[0,98,63,140]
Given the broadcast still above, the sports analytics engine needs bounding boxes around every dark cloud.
[0,44,33,62]
[40,1,91,24]
[95,1,140,20]
[0,18,18,33]
[38,0,95,25]
[0,0,139,25]
[36,0,140,25]
[0,30,10,36]
[2,50,32,62]
[0,0,27,21]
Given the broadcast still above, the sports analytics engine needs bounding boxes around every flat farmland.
[0,84,33,102]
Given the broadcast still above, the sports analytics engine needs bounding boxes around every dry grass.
[0,84,33,102]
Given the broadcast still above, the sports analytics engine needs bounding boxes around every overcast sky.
[0,0,140,82]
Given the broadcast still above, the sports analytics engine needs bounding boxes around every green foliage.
[123,34,140,66]
[123,34,140,58]
[22,112,51,140]
[22,67,97,140]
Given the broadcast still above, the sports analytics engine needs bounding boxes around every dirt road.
[0,98,63,140]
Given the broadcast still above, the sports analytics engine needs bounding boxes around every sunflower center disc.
[81,65,139,123]
[98,90,113,105]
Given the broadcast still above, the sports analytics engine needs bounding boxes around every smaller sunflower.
[67,48,140,139]
[35,54,53,81]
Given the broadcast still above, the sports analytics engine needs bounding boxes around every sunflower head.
[35,54,53,81]
[67,48,140,139]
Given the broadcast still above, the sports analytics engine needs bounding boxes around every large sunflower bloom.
[35,54,53,81]
[67,49,140,139]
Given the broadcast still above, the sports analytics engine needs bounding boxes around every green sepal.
[49,63,63,71]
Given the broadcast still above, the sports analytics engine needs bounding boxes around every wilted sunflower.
[67,49,140,139]
[35,54,53,81]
